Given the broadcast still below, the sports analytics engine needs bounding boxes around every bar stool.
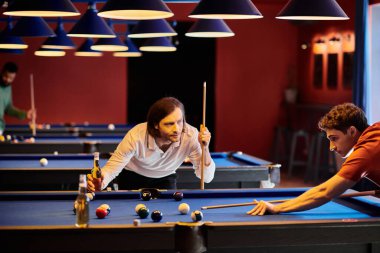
[304,132,337,183]
[287,129,310,177]
[272,125,291,165]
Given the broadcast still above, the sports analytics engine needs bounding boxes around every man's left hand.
[246,200,277,216]
[198,125,211,147]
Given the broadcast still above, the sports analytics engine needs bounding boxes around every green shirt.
[0,85,26,132]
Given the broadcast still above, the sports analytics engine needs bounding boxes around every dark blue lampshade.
[185,19,234,38]
[68,3,116,38]
[11,17,55,37]
[0,18,28,49]
[42,19,75,49]
[129,19,177,38]
[276,0,349,20]
[113,38,142,57]
[98,0,173,20]
[35,48,66,57]
[75,38,103,57]
[4,0,79,17]
[0,48,24,54]
[189,0,263,19]
[91,37,128,52]
[140,37,176,52]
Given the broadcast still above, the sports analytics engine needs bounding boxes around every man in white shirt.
[87,97,215,191]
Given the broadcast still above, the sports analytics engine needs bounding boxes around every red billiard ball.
[151,210,163,222]
[173,191,183,201]
[96,208,108,219]
[99,204,111,215]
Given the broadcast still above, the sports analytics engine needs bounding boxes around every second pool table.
[0,152,280,190]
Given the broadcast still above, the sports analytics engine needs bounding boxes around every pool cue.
[339,190,380,198]
[30,74,36,136]
[200,81,206,190]
[201,190,380,210]
[201,199,289,210]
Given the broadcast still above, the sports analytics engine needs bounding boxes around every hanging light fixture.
[140,37,176,52]
[3,0,80,17]
[41,18,75,50]
[0,17,28,49]
[91,37,128,52]
[276,0,349,20]
[189,0,263,19]
[91,20,128,51]
[35,48,66,57]
[185,19,234,38]
[68,2,116,38]
[98,0,174,20]
[75,38,103,57]
[128,19,177,38]
[11,17,55,37]
[113,37,142,57]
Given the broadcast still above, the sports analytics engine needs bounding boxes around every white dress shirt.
[101,122,215,189]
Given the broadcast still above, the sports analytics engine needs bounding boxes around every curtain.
[353,0,370,112]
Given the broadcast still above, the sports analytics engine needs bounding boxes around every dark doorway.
[127,22,216,149]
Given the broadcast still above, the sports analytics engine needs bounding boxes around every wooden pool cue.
[201,190,380,210]
[30,74,36,136]
[200,82,206,190]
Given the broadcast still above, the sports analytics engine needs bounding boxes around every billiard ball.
[96,208,108,219]
[39,158,48,167]
[151,210,163,222]
[133,219,141,226]
[141,191,152,201]
[137,207,150,219]
[135,204,146,214]
[191,210,203,222]
[108,124,115,130]
[178,203,190,215]
[99,204,111,215]
[173,191,183,201]
[86,192,94,201]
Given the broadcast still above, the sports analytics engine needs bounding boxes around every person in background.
[248,103,380,215]
[0,62,34,135]
[87,97,215,190]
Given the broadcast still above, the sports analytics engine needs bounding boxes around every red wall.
[297,0,355,105]
[1,3,127,125]
[214,2,298,158]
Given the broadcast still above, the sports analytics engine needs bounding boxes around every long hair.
[147,97,186,137]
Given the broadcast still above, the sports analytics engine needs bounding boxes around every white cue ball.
[108,124,115,130]
[135,203,147,214]
[178,203,190,215]
[39,158,48,167]
[53,151,59,155]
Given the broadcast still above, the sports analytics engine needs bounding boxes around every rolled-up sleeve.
[188,142,215,183]
[101,133,136,189]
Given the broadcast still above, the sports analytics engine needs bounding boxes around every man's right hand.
[87,173,103,192]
